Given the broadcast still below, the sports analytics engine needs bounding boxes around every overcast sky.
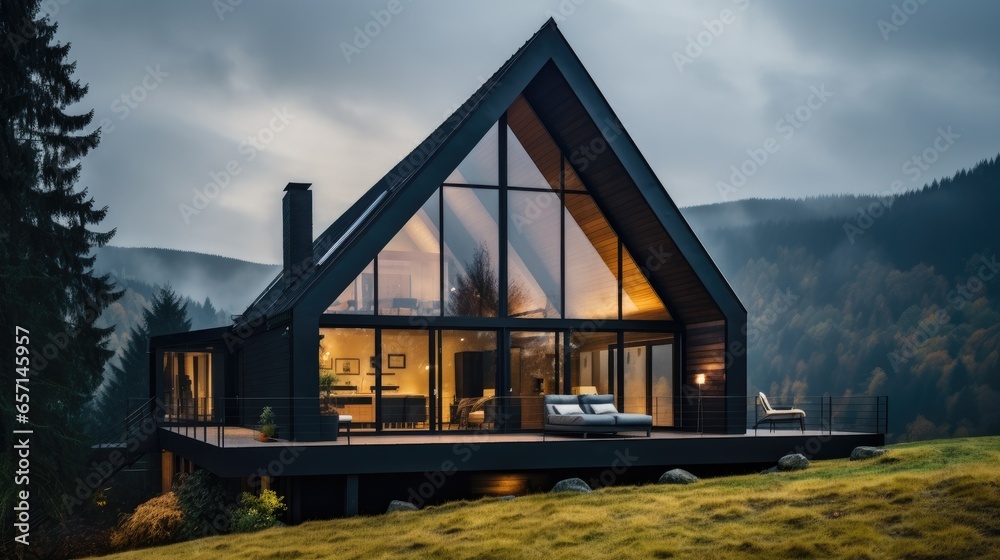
[51,0,999,264]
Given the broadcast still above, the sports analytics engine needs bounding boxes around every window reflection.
[508,190,561,317]
[444,187,500,317]
[378,190,441,315]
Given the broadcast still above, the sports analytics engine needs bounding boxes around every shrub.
[230,490,288,533]
[174,470,234,538]
[258,405,278,439]
[109,492,183,550]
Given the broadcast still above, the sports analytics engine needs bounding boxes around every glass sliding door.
[569,331,617,396]
[440,330,497,430]
[380,329,431,430]
[618,333,676,423]
[509,331,560,430]
[162,350,214,421]
[651,342,674,426]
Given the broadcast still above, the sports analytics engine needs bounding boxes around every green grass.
[91,436,1000,560]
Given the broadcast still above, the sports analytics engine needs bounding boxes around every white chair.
[754,392,806,433]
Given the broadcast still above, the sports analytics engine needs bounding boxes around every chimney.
[282,182,313,284]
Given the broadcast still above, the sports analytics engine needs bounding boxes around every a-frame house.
[149,19,790,518]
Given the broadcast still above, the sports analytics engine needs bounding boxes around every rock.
[386,500,418,513]
[760,466,779,475]
[777,453,810,471]
[850,446,888,461]
[550,478,592,493]
[496,495,517,501]
[658,468,698,484]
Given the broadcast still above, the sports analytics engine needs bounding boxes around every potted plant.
[320,374,338,400]
[257,406,278,442]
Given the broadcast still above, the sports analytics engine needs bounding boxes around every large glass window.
[326,260,374,314]
[622,247,671,320]
[506,95,559,189]
[507,190,561,318]
[564,194,619,319]
[445,123,498,186]
[443,187,500,317]
[378,190,441,315]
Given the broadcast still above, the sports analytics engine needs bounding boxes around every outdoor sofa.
[543,394,652,438]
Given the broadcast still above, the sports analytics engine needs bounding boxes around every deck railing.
[157,393,888,446]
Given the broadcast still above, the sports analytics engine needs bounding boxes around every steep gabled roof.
[237,18,745,329]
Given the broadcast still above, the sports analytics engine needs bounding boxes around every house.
[147,19,884,519]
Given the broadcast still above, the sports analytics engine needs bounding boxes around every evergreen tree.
[0,0,122,540]
[93,288,191,422]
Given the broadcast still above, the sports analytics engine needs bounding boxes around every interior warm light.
[695,374,706,386]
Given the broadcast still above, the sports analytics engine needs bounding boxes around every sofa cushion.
[613,413,653,427]
[552,403,585,415]
[547,413,615,426]
[579,394,614,409]
[589,402,618,415]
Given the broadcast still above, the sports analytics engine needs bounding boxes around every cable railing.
[158,393,887,447]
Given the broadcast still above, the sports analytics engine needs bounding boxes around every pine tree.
[0,0,122,538]
[93,288,191,422]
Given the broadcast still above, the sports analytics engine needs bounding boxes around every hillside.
[90,436,1000,560]
[93,246,279,313]
[682,194,886,232]
[682,155,1000,441]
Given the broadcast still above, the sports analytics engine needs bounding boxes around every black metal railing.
[157,393,888,447]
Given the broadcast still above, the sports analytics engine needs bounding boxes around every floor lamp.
[695,374,706,433]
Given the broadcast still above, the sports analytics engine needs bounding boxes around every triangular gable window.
[326,95,670,321]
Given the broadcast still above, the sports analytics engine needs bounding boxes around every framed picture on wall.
[319,354,333,370]
[335,358,361,375]
[387,354,406,369]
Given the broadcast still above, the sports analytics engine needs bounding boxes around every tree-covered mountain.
[683,155,1000,441]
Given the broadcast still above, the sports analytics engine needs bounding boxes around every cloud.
[51,0,998,262]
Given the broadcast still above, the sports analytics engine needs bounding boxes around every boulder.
[496,495,517,501]
[658,468,698,485]
[386,500,418,513]
[850,446,888,461]
[760,466,779,475]
[550,478,592,493]
[777,453,810,471]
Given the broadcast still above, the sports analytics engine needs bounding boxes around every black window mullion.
[559,156,566,318]
[498,114,509,317]
[618,240,623,321]
[374,328,382,431]
[439,188,445,317]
